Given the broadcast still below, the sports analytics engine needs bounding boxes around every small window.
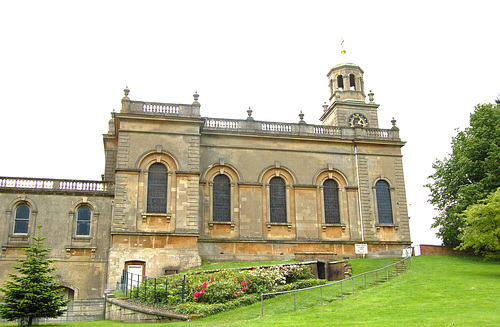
[323,179,340,224]
[337,75,344,91]
[349,74,356,90]
[270,177,287,223]
[76,206,91,236]
[376,180,393,224]
[213,174,231,222]
[147,163,168,213]
[14,204,30,234]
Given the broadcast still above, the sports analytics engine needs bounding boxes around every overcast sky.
[1,1,499,246]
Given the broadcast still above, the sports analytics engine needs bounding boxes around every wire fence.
[120,270,186,304]
[260,255,412,316]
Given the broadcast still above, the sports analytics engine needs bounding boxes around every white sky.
[1,1,499,246]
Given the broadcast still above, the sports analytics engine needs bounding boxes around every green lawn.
[1,255,498,326]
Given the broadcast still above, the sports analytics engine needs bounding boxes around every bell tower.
[320,45,380,128]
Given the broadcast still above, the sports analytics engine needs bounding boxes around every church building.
[0,58,411,300]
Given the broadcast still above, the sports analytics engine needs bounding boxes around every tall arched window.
[349,74,356,90]
[213,174,231,222]
[147,163,168,213]
[14,204,30,234]
[337,75,344,90]
[323,179,340,224]
[270,177,287,223]
[76,206,91,236]
[376,180,393,224]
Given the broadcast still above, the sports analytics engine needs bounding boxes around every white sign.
[355,244,368,254]
[402,248,412,258]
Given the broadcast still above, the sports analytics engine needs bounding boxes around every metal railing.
[120,270,186,305]
[260,255,411,316]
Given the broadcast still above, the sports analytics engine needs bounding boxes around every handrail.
[260,255,412,316]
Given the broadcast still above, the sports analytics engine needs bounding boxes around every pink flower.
[201,289,206,293]
[252,267,256,270]
[210,277,215,283]
[202,281,207,288]
[242,286,246,290]
[194,292,201,297]
[241,281,247,286]
[233,278,237,281]
[237,292,241,296]
[197,285,199,289]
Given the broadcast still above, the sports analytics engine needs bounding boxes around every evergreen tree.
[0,226,70,326]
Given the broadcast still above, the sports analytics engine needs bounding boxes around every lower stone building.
[0,58,410,299]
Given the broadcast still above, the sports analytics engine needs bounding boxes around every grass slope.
[0,256,498,327]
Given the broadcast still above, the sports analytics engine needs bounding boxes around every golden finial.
[340,38,346,55]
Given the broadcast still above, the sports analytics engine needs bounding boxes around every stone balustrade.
[202,117,400,141]
[122,99,400,141]
[0,177,114,194]
[125,101,200,117]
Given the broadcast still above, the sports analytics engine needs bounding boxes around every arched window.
[349,74,356,90]
[337,75,344,90]
[213,174,231,222]
[376,180,393,224]
[147,163,168,213]
[14,204,30,234]
[270,177,287,223]
[76,206,91,236]
[323,179,340,224]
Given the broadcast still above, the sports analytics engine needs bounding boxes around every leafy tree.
[426,99,500,246]
[459,188,500,259]
[0,226,70,326]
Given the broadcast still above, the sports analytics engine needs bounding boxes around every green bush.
[238,267,286,294]
[192,274,247,304]
[276,278,327,292]
[175,294,261,316]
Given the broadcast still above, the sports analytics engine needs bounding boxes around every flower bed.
[128,263,324,316]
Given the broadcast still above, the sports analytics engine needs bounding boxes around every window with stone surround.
[376,180,393,224]
[147,162,168,214]
[269,176,287,223]
[14,204,30,234]
[323,179,340,224]
[76,206,91,236]
[213,174,231,222]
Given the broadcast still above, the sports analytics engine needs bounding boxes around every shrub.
[192,275,247,304]
[238,267,286,294]
[270,264,315,283]
[175,294,261,317]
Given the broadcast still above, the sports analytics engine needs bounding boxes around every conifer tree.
[0,226,70,326]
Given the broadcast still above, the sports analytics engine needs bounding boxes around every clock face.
[349,113,368,127]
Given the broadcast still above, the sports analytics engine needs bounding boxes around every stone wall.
[418,244,474,256]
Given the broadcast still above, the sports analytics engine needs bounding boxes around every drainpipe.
[354,143,365,242]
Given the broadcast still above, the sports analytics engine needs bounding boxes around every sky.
[1,1,499,246]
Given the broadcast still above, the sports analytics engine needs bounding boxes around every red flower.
[233,278,237,281]
[210,277,215,283]
[202,281,207,288]
[194,291,201,297]
[241,281,247,286]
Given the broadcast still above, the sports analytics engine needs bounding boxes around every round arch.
[259,165,296,185]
